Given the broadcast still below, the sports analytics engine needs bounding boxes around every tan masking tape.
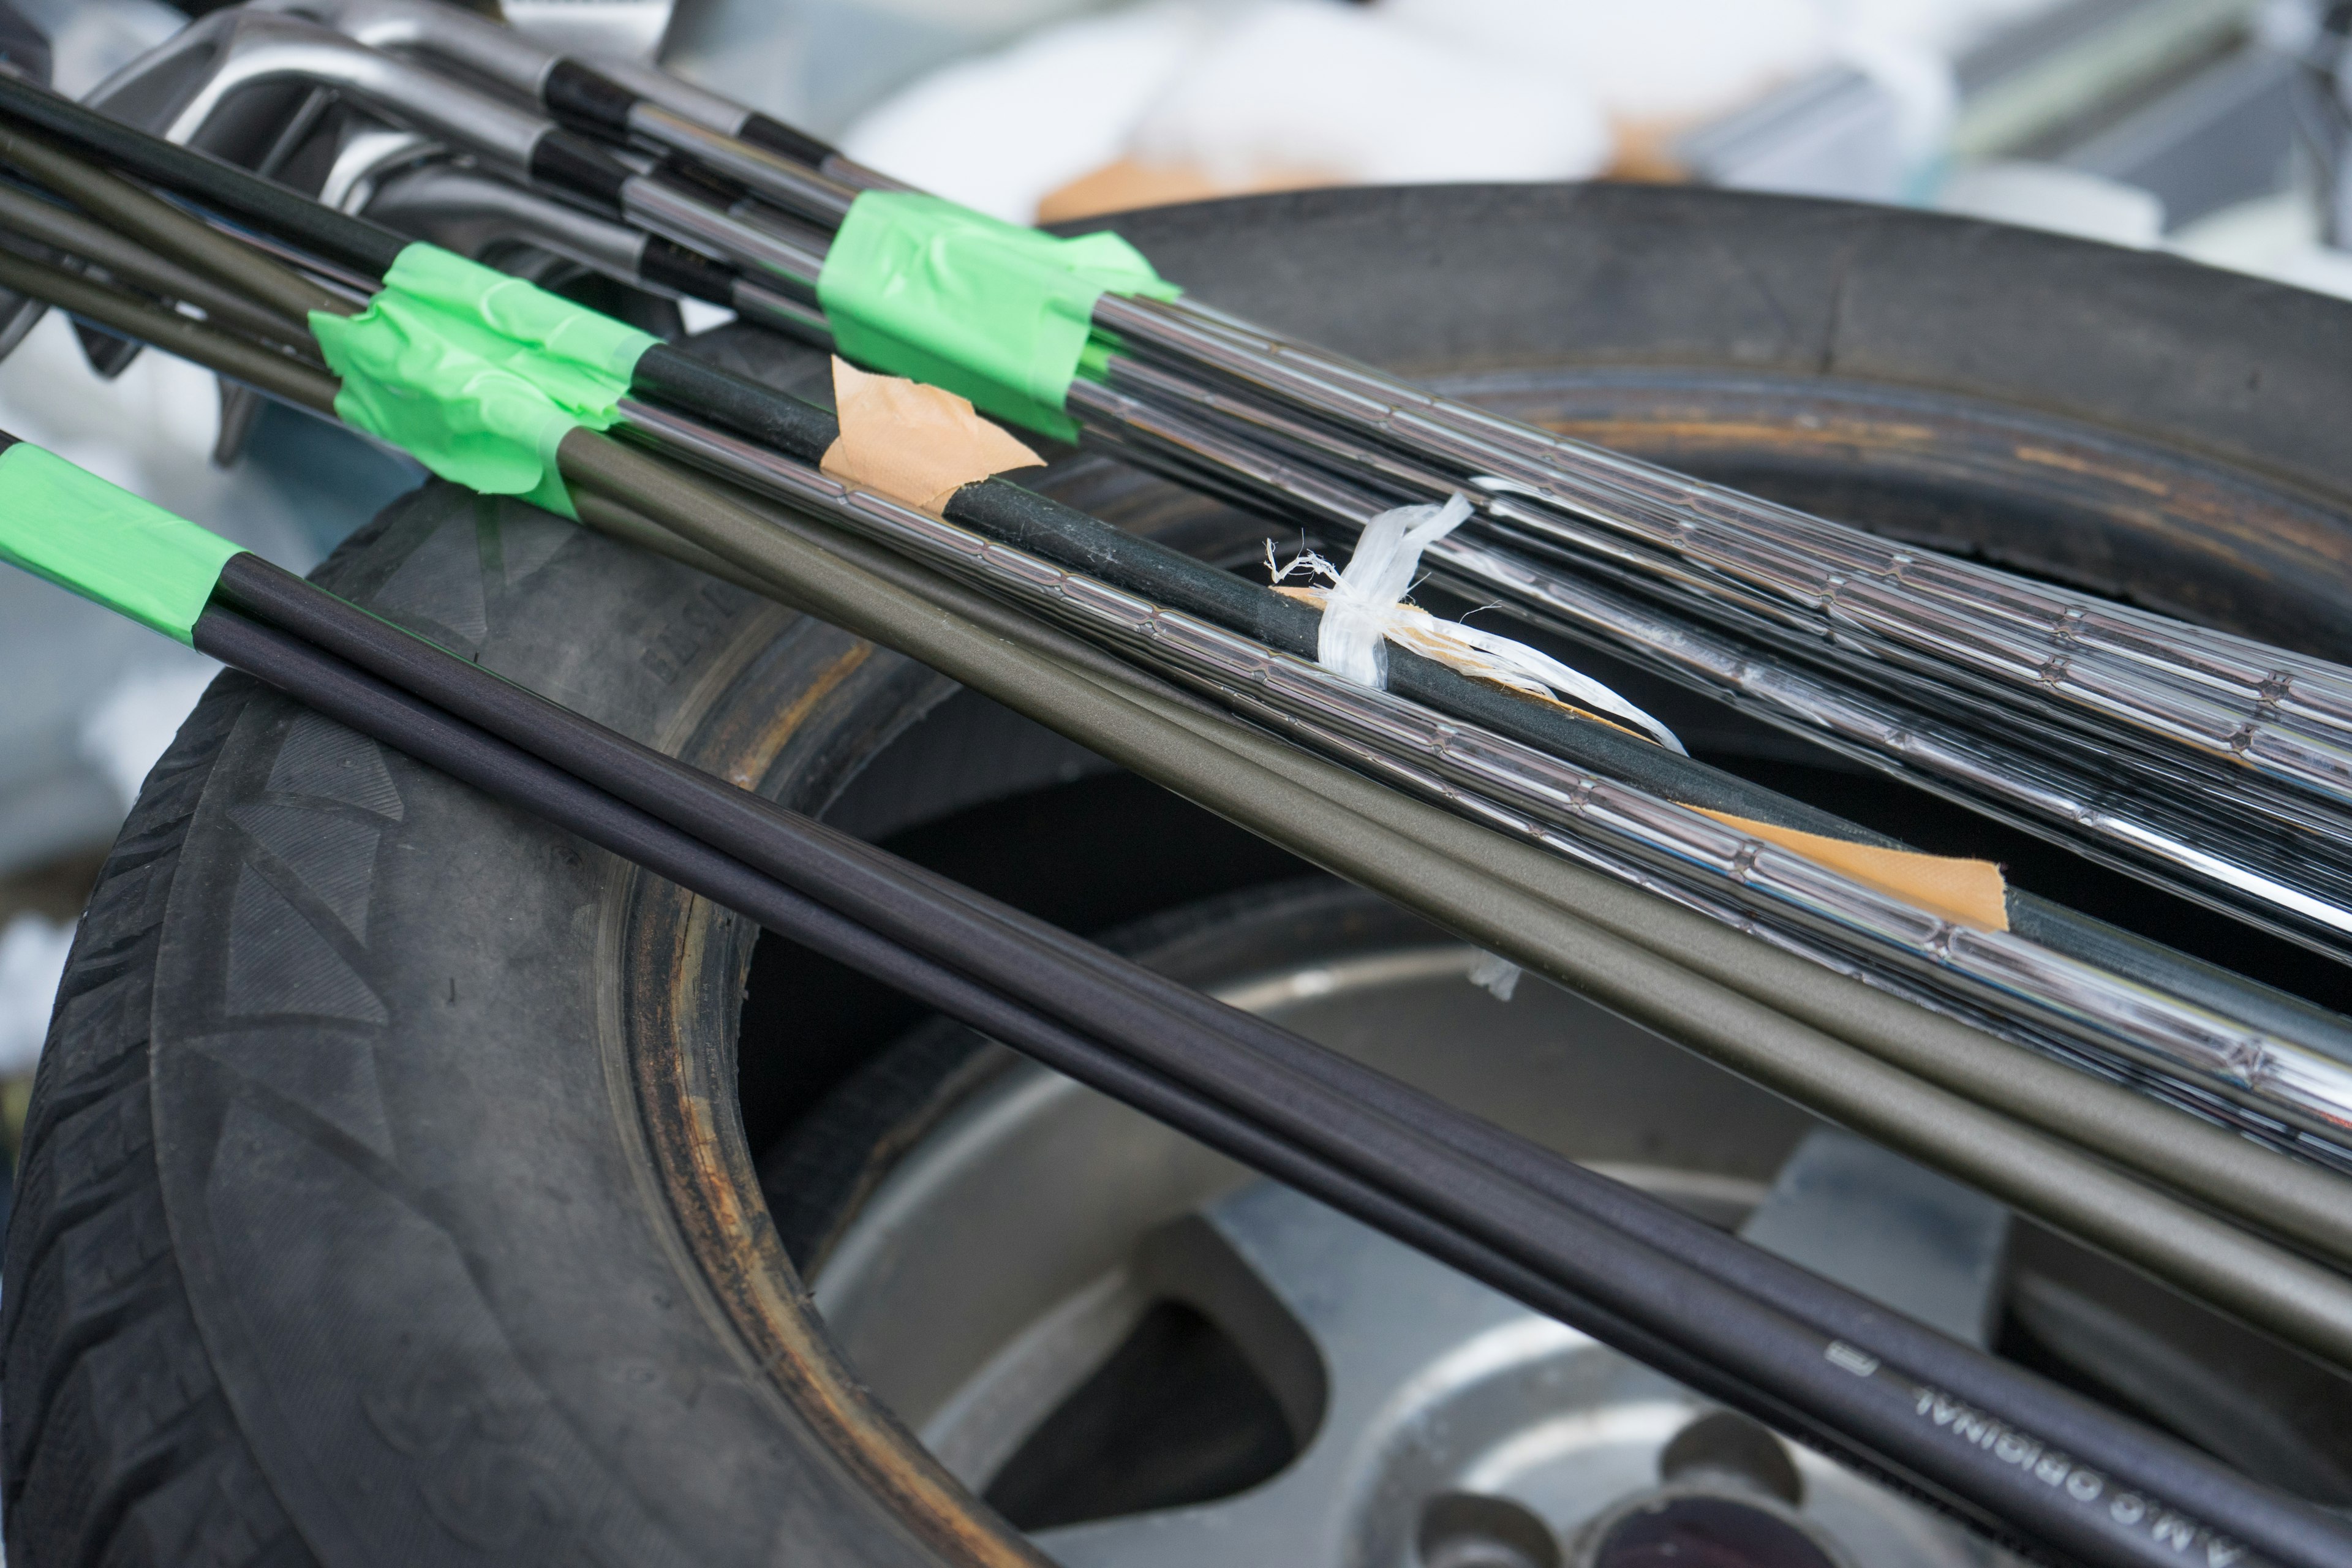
[820,356,1043,515]
[1698,809,2010,932]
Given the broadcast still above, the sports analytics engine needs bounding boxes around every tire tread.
[3,676,318,1568]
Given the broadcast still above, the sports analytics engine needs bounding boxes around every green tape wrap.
[313,243,660,516]
[0,442,240,644]
[816,192,1178,442]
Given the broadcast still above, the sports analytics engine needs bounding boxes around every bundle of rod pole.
[13,88,2352,1411]
[10,68,2352,1565]
[14,67,2352,1189]
[97,0,2352,973]
[0,410,2346,1568]
[34,7,2352,1155]
[0,401,2311,1568]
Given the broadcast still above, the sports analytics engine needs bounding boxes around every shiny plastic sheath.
[609,396,2352,1159]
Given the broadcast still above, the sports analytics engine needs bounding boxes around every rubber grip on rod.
[543,59,637,137]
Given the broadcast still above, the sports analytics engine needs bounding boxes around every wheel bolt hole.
[1418,1491,1563,1568]
[1659,1410,1803,1505]
[1588,1495,1837,1568]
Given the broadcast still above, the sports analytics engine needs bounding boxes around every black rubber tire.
[11,182,2352,1568]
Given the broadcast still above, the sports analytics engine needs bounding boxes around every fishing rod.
[23,67,2352,1222]
[1065,356,2352,956]
[41,196,2352,1568]
[18,40,2352,1561]
[219,540,2352,1560]
[33,239,2352,1420]
[602,391,2352,1159]
[6,436,2340,1568]
[237,0,2352,778]
[13,104,2352,1250]
[556,450,2352,1302]
[174,0,2352,964]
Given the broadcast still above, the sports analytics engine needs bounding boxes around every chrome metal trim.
[620,176,823,295]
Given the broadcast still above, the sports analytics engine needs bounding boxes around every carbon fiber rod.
[9,217,2351,1363]
[13,192,2352,1335]
[57,2,2352,956]
[177,590,2338,1568]
[211,545,2352,1568]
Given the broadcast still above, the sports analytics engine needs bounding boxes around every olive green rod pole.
[0,246,339,412]
[0,179,318,351]
[0,123,353,320]
[558,426,2352,1371]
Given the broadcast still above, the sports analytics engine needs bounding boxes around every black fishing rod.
[4,73,2352,1542]
[0,86,2237,875]
[0,31,2342,1561]
[0,91,2218,886]
[172,0,2352,986]
[0,73,1819,821]
[26,82,2339,1186]
[221,540,2352,1568]
[11,102,2352,1252]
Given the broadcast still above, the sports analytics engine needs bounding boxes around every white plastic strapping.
[1280,494,1686,753]
[1314,493,1472,687]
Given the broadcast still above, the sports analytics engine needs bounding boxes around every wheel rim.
[798,889,1986,1567]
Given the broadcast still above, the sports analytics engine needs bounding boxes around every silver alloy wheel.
[810,940,2013,1567]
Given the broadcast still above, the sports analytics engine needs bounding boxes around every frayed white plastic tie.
[1313,493,1471,687]
[1272,494,1686,753]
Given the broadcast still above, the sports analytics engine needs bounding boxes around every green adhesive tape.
[817,192,1179,443]
[0,441,241,644]
[313,243,661,517]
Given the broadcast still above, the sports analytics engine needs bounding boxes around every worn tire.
[11,183,2352,1567]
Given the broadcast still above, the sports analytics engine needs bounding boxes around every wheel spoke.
[1033,1182,1651,1566]
[1033,1131,2017,1567]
